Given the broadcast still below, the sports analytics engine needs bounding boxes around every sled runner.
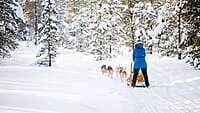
[135,82,146,88]
[135,85,146,88]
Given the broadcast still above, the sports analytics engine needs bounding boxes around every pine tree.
[55,0,69,47]
[155,1,179,56]
[126,1,157,54]
[70,0,92,52]
[65,0,81,50]
[141,2,157,54]
[36,0,58,67]
[0,0,23,58]
[181,0,200,69]
[23,0,43,43]
[90,0,124,60]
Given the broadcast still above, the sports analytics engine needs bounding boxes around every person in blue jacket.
[132,39,150,88]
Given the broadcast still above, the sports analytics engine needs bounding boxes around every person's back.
[132,40,150,88]
[133,43,147,69]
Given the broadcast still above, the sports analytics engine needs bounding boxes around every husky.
[107,65,113,78]
[115,65,121,77]
[119,67,127,82]
[101,65,107,75]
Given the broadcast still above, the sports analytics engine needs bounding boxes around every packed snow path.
[0,44,199,113]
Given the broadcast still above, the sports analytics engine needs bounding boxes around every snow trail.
[0,45,199,113]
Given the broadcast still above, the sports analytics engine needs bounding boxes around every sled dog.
[101,65,107,75]
[107,65,113,78]
[115,65,123,77]
[119,68,127,82]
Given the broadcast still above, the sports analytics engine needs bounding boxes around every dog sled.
[127,62,146,88]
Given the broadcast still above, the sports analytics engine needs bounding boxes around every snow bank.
[0,43,199,113]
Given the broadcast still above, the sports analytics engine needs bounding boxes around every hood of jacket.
[137,43,143,49]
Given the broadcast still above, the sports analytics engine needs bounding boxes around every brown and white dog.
[101,65,107,75]
[100,65,113,78]
[107,65,113,78]
[116,65,127,79]
[119,68,127,82]
[115,65,122,77]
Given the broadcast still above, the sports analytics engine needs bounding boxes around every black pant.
[132,68,150,87]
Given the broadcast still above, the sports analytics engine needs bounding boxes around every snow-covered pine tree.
[54,0,69,47]
[105,0,125,57]
[15,0,27,41]
[69,0,92,52]
[120,0,135,49]
[87,0,99,52]
[141,0,182,57]
[90,0,123,60]
[181,0,200,69]
[65,0,81,50]
[154,1,178,56]
[0,0,23,58]
[87,0,107,60]
[36,0,58,67]
[127,1,157,54]
[141,2,157,54]
[23,0,43,43]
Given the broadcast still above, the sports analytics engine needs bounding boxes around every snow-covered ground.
[0,43,199,113]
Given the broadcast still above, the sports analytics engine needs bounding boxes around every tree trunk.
[48,0,52,67]
[34,1,38,45]
[178,1,182,60]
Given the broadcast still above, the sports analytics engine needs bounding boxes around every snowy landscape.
[0,43,199,113]
[0,0,200,113]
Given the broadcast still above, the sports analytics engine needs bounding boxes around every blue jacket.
[132,43,147,69]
